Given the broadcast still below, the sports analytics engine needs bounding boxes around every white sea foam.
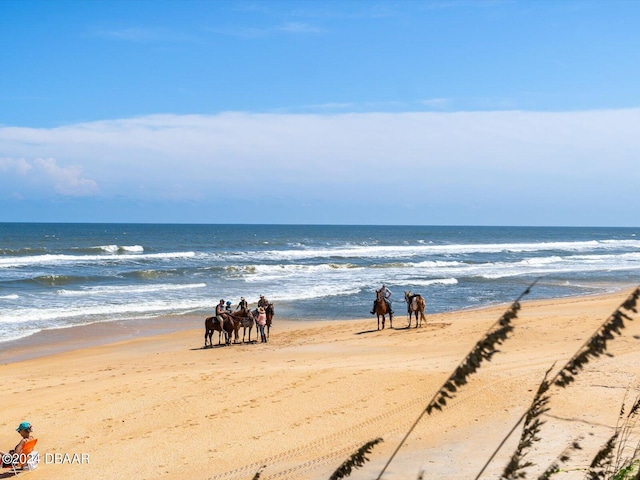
[228,252,639,285]
[0,294,20,300]
[478,252,640,279]
[232,239,640,262]
[0,328,41,343]
[98,244,145,253]
[56,282,207,296]
[404,278,459,287]
[0,282,364,328]
[0,297,210,325]
[266,285,363,302]
[238,263,362,276]
[0,251,195,268]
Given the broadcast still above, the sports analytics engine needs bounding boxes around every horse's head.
[404,291,412,302]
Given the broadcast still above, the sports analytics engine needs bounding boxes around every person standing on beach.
[256,307,267,343]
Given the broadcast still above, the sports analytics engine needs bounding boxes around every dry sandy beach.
[1,288,639,480]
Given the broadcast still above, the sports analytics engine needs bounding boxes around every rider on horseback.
[370,284,394,315]
[238,297,248,311]
[215,299,227,328]
[258,295,269,308]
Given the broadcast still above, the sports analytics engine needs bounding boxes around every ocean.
[1,223,639,344]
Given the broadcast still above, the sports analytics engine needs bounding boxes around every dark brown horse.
[204,315,221,347]
[204,315,236,347]
[404,291,426,328]
[375,289,393,330]
[265,303,274,339]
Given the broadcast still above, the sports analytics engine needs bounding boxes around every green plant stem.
[473,286,639,480]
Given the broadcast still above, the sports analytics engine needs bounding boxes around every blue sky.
[1,0,639,226]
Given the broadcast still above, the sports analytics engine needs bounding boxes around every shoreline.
[0,314,203,365]
[1,284,634,365]
[0,288,638,479]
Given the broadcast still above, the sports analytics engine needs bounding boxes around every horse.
[404,291,426,328]
[375,289,393,330]
[204,316,233,348]
[265,303,275,340]
[229,309,255,343]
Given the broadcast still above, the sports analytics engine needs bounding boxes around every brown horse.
[265,303,274,339]
[229,309,255,343]
[404,291,426,328]
[204,315,236,347]
[204,316,229,348]
[375,289,393,330]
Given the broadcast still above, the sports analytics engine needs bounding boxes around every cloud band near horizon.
[1,109,638,225]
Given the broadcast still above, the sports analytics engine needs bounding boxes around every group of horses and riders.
[370,284,427,331]
[204,285,425,347]
[204,295,274,347]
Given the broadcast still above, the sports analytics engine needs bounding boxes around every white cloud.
[0,157,32,175]
[0,109,638,223]
[34,158,99,196]
[0,156,97,197]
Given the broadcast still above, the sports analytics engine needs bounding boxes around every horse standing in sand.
[404,291,426,328]
[265,303,275,340]
[375,289,393,330]
[204,314,236,347]
[229,309,255,343]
